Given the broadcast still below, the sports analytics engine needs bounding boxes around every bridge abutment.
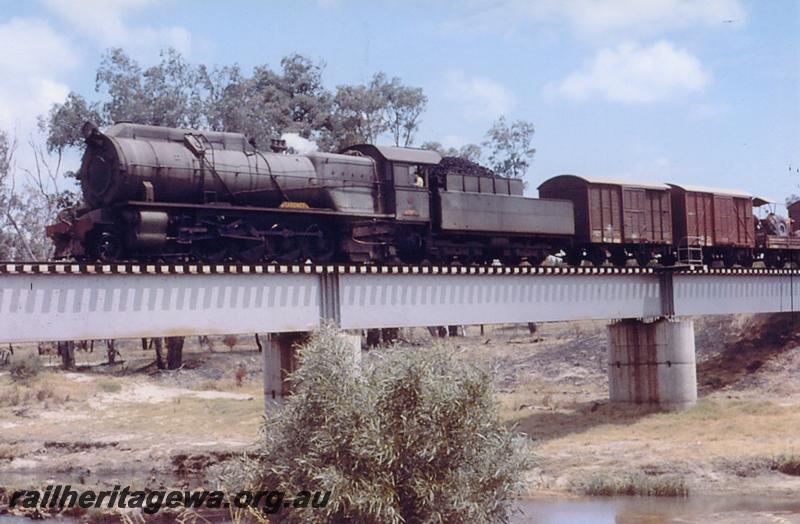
[262,331,361,409]
[607,317,697,409]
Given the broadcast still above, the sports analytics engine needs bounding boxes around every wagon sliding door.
[622,188,646,242]
[686,192,714,246]
[588,185,622,243]
[733,197,753,246]
[713,196,733,244]
[649,191,672,243]
[720,197,754,246]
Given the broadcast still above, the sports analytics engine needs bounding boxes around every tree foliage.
[43,48,427,154]
[0,131,76,260]
[423,115,538,182]
[483,116,536,179]
[422,141,483,163]
[222,326,530,524]
[322,72,427,151]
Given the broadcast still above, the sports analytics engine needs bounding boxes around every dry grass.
[82,392,262,441]
[0,442,24,461]
[8,353,42,380]
[96,379,122,393]
[574,472,689,497]
[518,395,800,494]
[0,371,96,407]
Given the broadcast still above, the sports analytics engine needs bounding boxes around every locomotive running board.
[121,200,394,220]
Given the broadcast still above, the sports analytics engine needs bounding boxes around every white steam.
[281,132,319,155]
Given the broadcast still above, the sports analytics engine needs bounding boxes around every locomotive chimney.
[81,121,100,141]
[270,138,287,153]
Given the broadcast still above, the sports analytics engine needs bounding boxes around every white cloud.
[444,0,745,38]
[441,71,515,119]
[551,40,710,103]
[43,0,191,58]
[281,133,318,155]
[555,0,745,36]
[0,17,76,133]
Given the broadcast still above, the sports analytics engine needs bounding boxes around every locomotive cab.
[340,144,441,223]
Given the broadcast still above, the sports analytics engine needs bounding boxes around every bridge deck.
[1,263,798,343]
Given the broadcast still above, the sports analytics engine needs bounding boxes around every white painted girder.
[1,264,800,343]
[0,273,320,343]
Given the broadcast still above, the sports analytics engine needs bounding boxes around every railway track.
[2,261,800,276]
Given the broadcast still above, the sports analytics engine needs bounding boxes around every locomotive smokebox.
[81,127,122,207]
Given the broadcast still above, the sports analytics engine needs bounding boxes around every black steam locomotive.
[47,122,574,265]
[47,122,800,267]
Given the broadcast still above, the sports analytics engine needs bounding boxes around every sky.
[0,0,798,201]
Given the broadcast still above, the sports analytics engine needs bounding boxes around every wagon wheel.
[635,251,654,267]
[302,224,336,263]
[586,247,609,267]
[609,248,629,267]
[564,249,583,267]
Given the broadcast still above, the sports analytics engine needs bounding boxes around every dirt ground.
[1,315,800,515]
[457,315,800,498]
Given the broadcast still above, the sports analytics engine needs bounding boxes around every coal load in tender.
[431,156,495,179]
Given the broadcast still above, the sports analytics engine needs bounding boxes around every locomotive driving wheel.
[302,224,336,263]
[231,240,267,264]
[191,240,228,263]
[270,223,302,263]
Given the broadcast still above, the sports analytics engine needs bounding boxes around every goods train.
[46,122,800,268]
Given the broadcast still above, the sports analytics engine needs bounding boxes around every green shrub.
[9,353,42,381]
[223,325,530,523]
[577,472,689,497]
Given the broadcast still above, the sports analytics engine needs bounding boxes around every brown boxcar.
[538,175,672,245]
[668,183,754,248]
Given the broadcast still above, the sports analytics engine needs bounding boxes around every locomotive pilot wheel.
[89,229,124,262]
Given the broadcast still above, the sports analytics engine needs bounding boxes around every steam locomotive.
[46,122,800,268]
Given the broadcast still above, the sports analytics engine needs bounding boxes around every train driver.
[412,166,425,188]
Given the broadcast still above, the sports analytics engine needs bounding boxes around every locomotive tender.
[46,122,800,267]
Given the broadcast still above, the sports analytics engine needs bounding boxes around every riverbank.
[467,314,800,498]
[1,315,799,518]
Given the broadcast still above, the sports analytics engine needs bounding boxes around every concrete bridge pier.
[607,317,697,409]
[262,331,361,409]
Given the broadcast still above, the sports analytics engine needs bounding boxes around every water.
[514,495,800,523]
